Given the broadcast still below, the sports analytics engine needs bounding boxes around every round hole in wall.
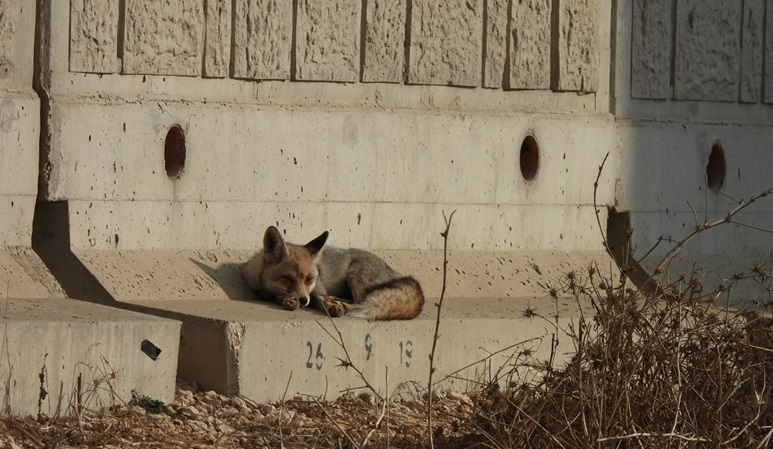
[706,142,726,192]
[520,134,540,183]
[164,125,186,180]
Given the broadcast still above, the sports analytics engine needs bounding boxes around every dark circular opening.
[706,142,726,192]
[520,134,540,183]
[165,125,186,180]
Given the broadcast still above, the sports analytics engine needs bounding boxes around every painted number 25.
[306,341,323,370]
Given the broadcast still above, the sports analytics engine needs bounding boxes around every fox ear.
[263,226,289,261]
[304,231,328,257]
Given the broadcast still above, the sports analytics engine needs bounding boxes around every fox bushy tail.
[349,276,425,320]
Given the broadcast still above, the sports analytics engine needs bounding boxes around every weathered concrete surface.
[630,0,672,99]
[69,0,120,73]
[483,0,507,89]
[408,0,482,86]
[203,0,231,78]
[39,98,616,252]
[674,1,741,101]
[0,247,65,299]
[740,0,764,103]
[0,298,180,417]
[232,0,292,80]
[362,0,406,83]
[0,0,20,79]
[296,0,361,82]
[509,0,551,90]
[123,0,205,76]
[765,0,773,104]
[71,247,612,399]
[556,0,599,92]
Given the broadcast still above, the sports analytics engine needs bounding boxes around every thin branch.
[427,209,456,449]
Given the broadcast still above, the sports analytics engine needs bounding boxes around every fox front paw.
[325,300,349,318]
[280,297,300,311]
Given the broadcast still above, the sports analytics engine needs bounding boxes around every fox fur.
[243,226,424,320]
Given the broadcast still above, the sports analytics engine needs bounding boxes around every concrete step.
[0,298,180,417]
[130,295,593,403]
[62,248,612,402]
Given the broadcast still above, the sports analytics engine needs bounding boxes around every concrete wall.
[37,0,616,257]
[614,0,773,294]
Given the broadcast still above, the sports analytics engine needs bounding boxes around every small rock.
[222,406,240,417]
[179,406,200,418]
[231,396,246,409]
[148,413,167,420]
[187,420,209,433]
[130,406,146,415]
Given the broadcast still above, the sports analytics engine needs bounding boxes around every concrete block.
[408,0,482,87]
[0,247,66,299]
[71,247,612,400]
[69,0,120,73]
[765,0,773,104]
[232,0,292,80]
[630,0,673,99]
[296,0,361,82]
[739,0,764,103]
[203,0,231,78]
[0,0,20,78]
[0,298,179,417]
[674,1,741,101]
[123,0,205,76]
[483,0,507,88]
[556,0,599,92]
[362,0,406,83]
[509,0,551,90]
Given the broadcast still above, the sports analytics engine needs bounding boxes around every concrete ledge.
[130,296,593,403]
[0,298,180,417]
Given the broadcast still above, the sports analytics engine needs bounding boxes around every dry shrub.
[472,263,773,448]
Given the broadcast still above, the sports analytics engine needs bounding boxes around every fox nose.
[299,296,310,308]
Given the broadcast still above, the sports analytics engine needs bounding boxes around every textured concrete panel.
[0,248,66,298]
[674,1,741,101]
[509,0,551,90]
[408,0,483,87]
[69,0,120,73]
[362,0,406,83]
[203,0,231,78]
[0,298,179,417]
[0,0,19,78]
[296,0,361,82]
[556,0,599,92]
[631,0,672,99]
[123,0,205,76]
[740,0,764,103]
[232,0,292,80]
[766,0,773,104]
[483,0,507,88]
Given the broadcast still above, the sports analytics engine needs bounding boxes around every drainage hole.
[706,142,726,192]
[165,125,186,180]
[520,134,540,183]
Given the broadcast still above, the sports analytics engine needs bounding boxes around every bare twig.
[427,209,456,449]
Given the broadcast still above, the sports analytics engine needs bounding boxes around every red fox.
[243,226,424,320]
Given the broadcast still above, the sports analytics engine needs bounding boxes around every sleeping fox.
[243,226,424,320]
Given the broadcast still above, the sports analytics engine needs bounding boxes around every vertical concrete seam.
[609,0,618,109]
[359,0,367,83]
[117,0,126,65]
[291,0,299,81]
[202,0,209,77]
[228,0,237,78]
[669,0,677,97]
[481,0,488,88]
[33,0,53,200]
[550,0,560,91]
[403,0,412,84]
[503,0,512,89]
[762,0,768,101]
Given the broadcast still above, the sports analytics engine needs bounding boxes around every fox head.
[260,226,328,308]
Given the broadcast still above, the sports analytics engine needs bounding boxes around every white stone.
[408,0,482,87]
[631,0,672,99]
[123,0,205,76]
[296,0,361,82]
[69,0,120,73]
[232,0,292,80]
[674,0,741,101]
[204,0,231,78]
[483,0,507,89]
[362,0,406,83]
[556,0,599,92]
[509,0,551,90]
